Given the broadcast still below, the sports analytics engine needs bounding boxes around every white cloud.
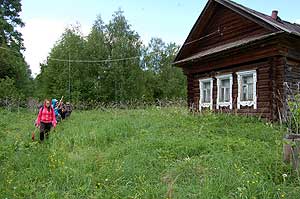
[21,18,90,77]
[296,19,300,24]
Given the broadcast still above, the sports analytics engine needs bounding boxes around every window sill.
[238,101,257,109]
[199,102,212,110]
[217,102,232,109]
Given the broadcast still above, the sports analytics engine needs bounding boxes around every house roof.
[174,32,283,65]
[174,0,300,65]
[216,0,300,36]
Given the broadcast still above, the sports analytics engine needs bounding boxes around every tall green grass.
[0,107,299,198]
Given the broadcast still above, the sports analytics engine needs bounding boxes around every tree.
[143,38,186,100]
[84,15,110,101]
[159,42,186,99]
[106,10,144,101]
[0,77,24,106]
[35,10,186,104]
[0,0,32,100]
[35,25,86,102]
[0,0,24,50]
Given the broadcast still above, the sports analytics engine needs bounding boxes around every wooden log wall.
[188,58,285,120]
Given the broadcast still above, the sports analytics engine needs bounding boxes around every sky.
[20,0,300,77]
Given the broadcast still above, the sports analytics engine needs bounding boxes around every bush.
[0,77,24,109]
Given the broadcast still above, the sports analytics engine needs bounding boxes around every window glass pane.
[225,87,230,102]
[206,89,210,102]
[219,78,230,103]
[203,89,210,103]
[246,76,253,84]
[202,81,211,103]
[221,79,230,87]
[220,87,225,102]
[248,84,253,100]
[241,74,254,101]
[203,90,207,103]
[203,82,210,89]
[242,85,248,101]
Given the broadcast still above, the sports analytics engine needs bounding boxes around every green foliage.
[142,38,186,100]
[287,95,300,133]
[0,0,33,99]
[0,0,24,50]
[0,76,23,100]
[35,10,186,103]
[35,25,86,102]
[1,108,298,198]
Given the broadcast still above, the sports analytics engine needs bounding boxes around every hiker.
[35,99,57,141]
[58,102,66,120]
[65,102,72,118]
[52,99,61,122]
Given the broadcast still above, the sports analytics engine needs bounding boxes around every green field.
[1,107,299,198]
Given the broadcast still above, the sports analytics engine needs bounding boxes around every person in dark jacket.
[65,102,72,118]
[58,102,66,120]
[35,99,57,141]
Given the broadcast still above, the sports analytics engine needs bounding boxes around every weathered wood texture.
[179,4,271,61]
[188,59,279,119]
[179,1,300,121]
[184,42,280,74]
[283,137,300,172]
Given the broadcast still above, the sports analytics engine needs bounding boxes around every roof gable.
[174,0,300,64]
[217,0,300,36]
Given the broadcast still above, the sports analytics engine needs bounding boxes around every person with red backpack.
[35,99,57,141]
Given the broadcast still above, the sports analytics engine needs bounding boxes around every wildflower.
[105,178,108,182]
[282,174,287,178]
[184,156,191,161]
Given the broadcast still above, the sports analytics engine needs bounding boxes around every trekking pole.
[56,96,64,109]
[32,128,38,141]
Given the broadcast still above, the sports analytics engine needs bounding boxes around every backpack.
[40,106,54,113]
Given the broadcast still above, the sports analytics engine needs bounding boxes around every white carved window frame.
[237,70,257,109]
[216,74,233,109]
[199,78,213,111]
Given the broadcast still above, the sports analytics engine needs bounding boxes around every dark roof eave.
[173,31,285,67]
[173,0,214,63]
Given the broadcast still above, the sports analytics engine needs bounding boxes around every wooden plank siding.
[188,59,278,120]
[179,4,271,60]
[181,41,282,73]
[176,0,300,121]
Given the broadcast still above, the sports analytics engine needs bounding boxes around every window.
[216,74,233,109]
[199,78,213,110]
[220,79,230,102]
[202,81,211,103]
[237,70,257,109]
[241,75,254,101]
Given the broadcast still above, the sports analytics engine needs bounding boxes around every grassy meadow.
[1,107,300,198]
